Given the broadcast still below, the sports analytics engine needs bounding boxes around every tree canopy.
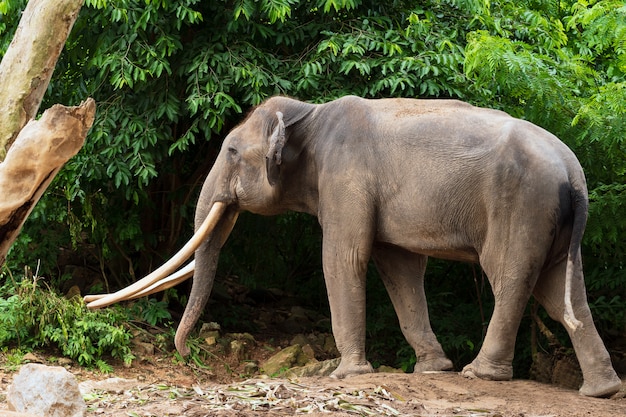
[1,0,624,371]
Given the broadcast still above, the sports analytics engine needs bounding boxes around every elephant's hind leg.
[372,245,453,373]
[461,250,542,381]
[460,293,529,382]
[533,257,621,397]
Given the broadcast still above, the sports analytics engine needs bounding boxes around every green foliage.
[0,271,135,370]
[129,297,172,326]
[300,11,468,99]
[0,0,25,52]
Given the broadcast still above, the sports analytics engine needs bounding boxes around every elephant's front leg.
[372,245,453,373]
[322,225,374,379]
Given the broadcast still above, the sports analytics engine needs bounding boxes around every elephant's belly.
[409,246,480,263]
[375,224,480,263]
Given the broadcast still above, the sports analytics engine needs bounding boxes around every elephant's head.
[85,97,316,356]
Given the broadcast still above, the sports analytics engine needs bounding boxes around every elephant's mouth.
[84,201,228,309]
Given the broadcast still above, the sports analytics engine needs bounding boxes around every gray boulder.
[7,363,85,417]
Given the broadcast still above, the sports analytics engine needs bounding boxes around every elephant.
[86,95,622,397]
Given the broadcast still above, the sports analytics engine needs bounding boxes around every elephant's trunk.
[175,205,239,356]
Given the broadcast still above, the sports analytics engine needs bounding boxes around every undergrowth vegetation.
[0,267,186,371]
[0,270,134,371]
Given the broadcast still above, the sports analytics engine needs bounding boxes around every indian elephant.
[86,95,622,397]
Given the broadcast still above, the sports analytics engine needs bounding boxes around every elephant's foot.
[329,357,374,379]
[461,356,512,381]
[579,371,622,398]
[413,357,454,373]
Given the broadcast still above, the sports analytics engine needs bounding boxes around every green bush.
[0,270,135,371]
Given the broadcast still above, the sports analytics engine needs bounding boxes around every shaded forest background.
[0,0,625,374]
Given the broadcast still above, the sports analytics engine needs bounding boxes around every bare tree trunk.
[0,0,85,160]
[0,0,93,264]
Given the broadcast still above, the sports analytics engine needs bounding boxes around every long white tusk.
[83,261,196,304]
[83,293,107,303]
[85,202,226,309]
[128,261,195,300]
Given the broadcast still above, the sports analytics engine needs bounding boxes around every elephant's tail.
[563,185,587,332]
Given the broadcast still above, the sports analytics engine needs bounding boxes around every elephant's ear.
[265,111,285,186]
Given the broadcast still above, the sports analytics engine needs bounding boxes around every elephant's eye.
[228,146,238,156]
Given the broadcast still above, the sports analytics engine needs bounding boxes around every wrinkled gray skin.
[176,95,621,397]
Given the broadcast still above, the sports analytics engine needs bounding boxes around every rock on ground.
[261,344,315,376]
[287,357,341,377]
[7,364,85,417]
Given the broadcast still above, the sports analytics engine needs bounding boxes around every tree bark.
[0,0,92,264]
[0,0,84,160]
[0,99,96,265]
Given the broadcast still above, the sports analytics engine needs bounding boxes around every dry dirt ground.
[1,350,625,417]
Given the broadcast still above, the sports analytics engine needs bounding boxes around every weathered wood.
[0,0,89,264]
[0,0,85,160]
[0,99,96,265]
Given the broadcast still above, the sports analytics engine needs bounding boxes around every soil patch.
[1,352,624,416]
